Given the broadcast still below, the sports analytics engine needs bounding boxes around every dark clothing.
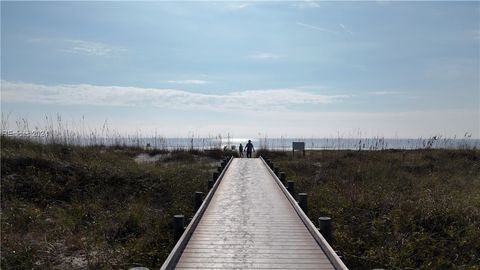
[245,142,254,158]
[239,144,244,157]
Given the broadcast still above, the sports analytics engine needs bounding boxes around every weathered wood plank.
[173,158,337,269]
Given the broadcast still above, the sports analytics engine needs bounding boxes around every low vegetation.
[259,149,480,269]
[2,136,479,269]
[1,137,234,269]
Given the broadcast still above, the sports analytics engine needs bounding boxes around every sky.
[1,1,479,138]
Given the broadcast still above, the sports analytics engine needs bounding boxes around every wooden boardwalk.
[161,157,348,270]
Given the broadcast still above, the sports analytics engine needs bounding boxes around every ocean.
[8,133,479,150]
[73,137,480,150]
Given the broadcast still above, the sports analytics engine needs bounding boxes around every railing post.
[274,167,279,176]
[217,166,223,173]
[174,215,185,241]
[287,181,294,196]
[213,172,219,182]
[318,217,332,244]
[194,192,203,211]
[298,193,308,214]
[269,162,274,169]
[207,179,214,190]
[279,172,286,184]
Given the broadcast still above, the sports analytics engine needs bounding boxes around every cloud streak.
[296,22,336,34]
[339,24,353,35]
[248,52,281,60]
[29,37,126,57]
[1,81,348,112]
[167,80,209,85]
[225,2,249,10]
[292,1,321,9]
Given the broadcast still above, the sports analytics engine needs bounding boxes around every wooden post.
[318,217,332,244]
[194,192,203,211]
[207,179,213,190]
[174,215,185,241]
[287,181,294,196]
[274,167,279,176]
[298,193,308,214]
[213,172,219,182]
[279,172,286,184]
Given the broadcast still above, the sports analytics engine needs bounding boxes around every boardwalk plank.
[174,158,336,270]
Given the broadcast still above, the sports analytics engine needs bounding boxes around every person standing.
[245,140,255,158]
[239,143,244,157]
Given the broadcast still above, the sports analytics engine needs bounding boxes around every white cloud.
[296,22,336,34]
[3,81,477,138]
[29,37,125,57]
[167,80,209,85]
[248,52,281,60]
[108,109,479,138]
[1,80,347,112]
[292,1,321,9]
[225,2,249,10]
[242,109,479,139]
[339,24,354,35]
[61,39,125,56]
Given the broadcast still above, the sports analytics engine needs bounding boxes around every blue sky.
[1,1,479,138]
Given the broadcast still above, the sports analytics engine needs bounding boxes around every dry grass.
[2,134,479,270]
[1,136,234,269]
[259,149,480,269]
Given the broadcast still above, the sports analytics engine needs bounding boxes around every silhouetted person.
[245,140,255,158]
[239,143,244,157]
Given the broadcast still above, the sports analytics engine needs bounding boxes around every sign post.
[292,142,305,157]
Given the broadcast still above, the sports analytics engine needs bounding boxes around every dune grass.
[1,136,236,270]
[2,136,479,269]
[259,149,480,270]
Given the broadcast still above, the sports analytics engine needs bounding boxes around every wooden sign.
[292,142,305,157]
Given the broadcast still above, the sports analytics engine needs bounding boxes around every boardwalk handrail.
[260,156,349,270]
[160,156,234,270]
